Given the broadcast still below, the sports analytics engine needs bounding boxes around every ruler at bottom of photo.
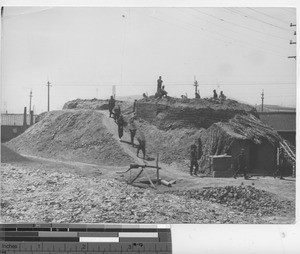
[0,223,172,254]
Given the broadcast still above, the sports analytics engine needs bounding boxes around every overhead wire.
[156,9,290,58]
[246,7,291,25]
[181,8,291,54]
[241,8,291,32]
[192,8,288,41]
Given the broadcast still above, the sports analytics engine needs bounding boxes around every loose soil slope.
[6,110,133,166]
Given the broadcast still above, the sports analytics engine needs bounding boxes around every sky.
[1,6,297,114]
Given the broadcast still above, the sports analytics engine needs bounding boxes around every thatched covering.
[199,114,282,172]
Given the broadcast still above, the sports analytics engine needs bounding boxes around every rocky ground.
[0,159,295,224]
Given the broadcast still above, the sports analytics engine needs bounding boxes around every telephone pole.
[288,23,296,59]
[47,81,51,111]
[29,90,33,113]
[193,76,199,98]
[261,90,264,112]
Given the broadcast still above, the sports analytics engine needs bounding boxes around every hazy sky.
[1,6,297,113]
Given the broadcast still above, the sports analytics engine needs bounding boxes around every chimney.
[23,107,27,127]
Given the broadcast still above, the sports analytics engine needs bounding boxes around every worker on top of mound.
[155,85,168,99]
[157,76,163,92]
[213,89,218,100]
[219,91,226,101]
[108,96,115,118]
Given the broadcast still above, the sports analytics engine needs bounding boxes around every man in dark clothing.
[128,117,137,146]
[157,76,163,92]
[219,91,226,101]
[113,105,121,123]
[274,147,284,179]
[190,144,199,176]
[108,96,115,118]
[234,148,248,179]
[213,89,218,100]
[117,114,125,141]
[133,100,137,113]
[137,132,146,159]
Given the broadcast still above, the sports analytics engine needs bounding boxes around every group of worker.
[155,76,168,99]
[213,89,226,101]
[108,96,146,160]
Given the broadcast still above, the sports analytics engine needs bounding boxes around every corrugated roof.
[258,112,296,132]
[1,114,34,126]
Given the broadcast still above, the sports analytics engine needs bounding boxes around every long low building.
[258,111,296,146]
[1,112,36,142]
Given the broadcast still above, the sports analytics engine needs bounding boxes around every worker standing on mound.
[213,89,218,100]
[117,114,125,141]
[136,131,146,159]
[157,76,163,92]
[108,96,115,118]
[219,91,226,101]
[113,104,121,123]
[190,144,199,176]
[128,116,137,146]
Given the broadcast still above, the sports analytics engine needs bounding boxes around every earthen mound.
[136,97,258,130]
[63,98,134,113]
[1,144,29,163]
[6,110,133,166]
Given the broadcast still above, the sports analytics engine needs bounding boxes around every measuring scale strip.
[1,241,172,253]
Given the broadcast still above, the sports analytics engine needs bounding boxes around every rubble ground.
[0,156,295,224]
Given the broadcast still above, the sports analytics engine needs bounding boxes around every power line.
[243,8,291,32]
[246,8,290,25]
[181,8,291,54]
[214,8,289,40]
[158,9,289,58]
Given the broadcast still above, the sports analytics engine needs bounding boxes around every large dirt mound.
[63,98,134,113]
[1,144,29,163]
[136,97,258,130]
[125,117,203,165]
[6,110,133,166]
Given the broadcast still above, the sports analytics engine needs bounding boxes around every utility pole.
[112,85,116,99]
[288,23,296,60]
[261,90,264,112]
[47,81,51,111]
[193,76,199,98]
[29,90,33,113]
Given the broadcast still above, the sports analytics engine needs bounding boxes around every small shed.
[200,114,282,175]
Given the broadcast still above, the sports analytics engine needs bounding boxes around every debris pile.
[1,163,280,224]
[6,110,133,166]
[176,185,294,216]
